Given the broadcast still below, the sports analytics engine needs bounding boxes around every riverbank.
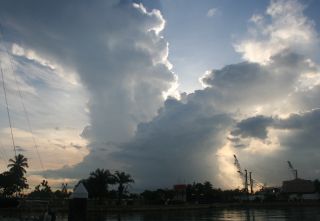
[1,201,320,214]
[89,201,320,212]
[3,206,320,221]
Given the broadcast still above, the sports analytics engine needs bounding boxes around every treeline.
[26,169,135,202]
[0,154,135,202]
[1,154,320,204]
[142,182,244,204]
[0,154,68,199]
[78,169,134,202]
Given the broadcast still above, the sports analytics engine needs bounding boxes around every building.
[173,184,187,202]
[282,178,319,200]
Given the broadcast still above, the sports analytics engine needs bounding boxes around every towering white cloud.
[235,0,319,64]
[1,0,320,190]
[0,0,178,185]
[1,0,176,144]
[111,0,320,188]
[226,0,320,184]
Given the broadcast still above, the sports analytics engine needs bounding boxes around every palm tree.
[84,168,115,198]
[8,154,28,177]
[113,171,134,204]
[6,154,29,194]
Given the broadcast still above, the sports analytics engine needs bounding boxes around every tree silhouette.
[0,154,29,196]
[29,180,52,198]
[0,171,17,196]
[113,171,134,204]
[8,154,28,177]
[82,168,115,199]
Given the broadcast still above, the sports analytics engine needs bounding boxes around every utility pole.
[244,169,248,194]
[249,172,253,194]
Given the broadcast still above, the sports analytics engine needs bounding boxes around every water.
[90,208,320,221]
[1,208,320,221]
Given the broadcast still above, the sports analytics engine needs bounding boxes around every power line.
[0,65,16,157]
[7,45,45,171]
[0,21,45,171]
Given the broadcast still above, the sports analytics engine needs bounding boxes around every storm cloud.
[0,0,176,145]
[1,0,320,190]
[232,109,320,149]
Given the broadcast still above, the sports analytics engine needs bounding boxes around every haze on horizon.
[0,0,319,191]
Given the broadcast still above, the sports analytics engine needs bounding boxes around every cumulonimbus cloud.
[1,0,320,189]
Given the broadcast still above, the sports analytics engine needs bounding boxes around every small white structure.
[70,183,88,199]
[69,183,88,221]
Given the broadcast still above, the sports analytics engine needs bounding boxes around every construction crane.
[287,161,298,179]
[233,155,248,193]
[233,154,243,176]
[251,177,265,190]
[233,154,265,193]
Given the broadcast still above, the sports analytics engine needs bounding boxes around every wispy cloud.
[207,8,218,17]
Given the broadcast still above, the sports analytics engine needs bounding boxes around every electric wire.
[0,21,45,171]
[7,46,45,171]
[0,65,16,157]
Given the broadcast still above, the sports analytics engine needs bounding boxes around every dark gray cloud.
[113,98,233,188]
[232,109,320,150]
[199,51,316,112]
[230,109,320,183]
[276,110,320,151]
[231,116,274,140]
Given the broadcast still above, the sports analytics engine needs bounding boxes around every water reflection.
[1,207,320,220]
[86,207,320,221]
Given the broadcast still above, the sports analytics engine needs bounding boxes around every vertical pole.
[249,172,253,194]
[244,169,248,194]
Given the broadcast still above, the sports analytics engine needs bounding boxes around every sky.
[0,0,319,192]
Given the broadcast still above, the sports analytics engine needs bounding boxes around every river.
[1,207,320,220]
